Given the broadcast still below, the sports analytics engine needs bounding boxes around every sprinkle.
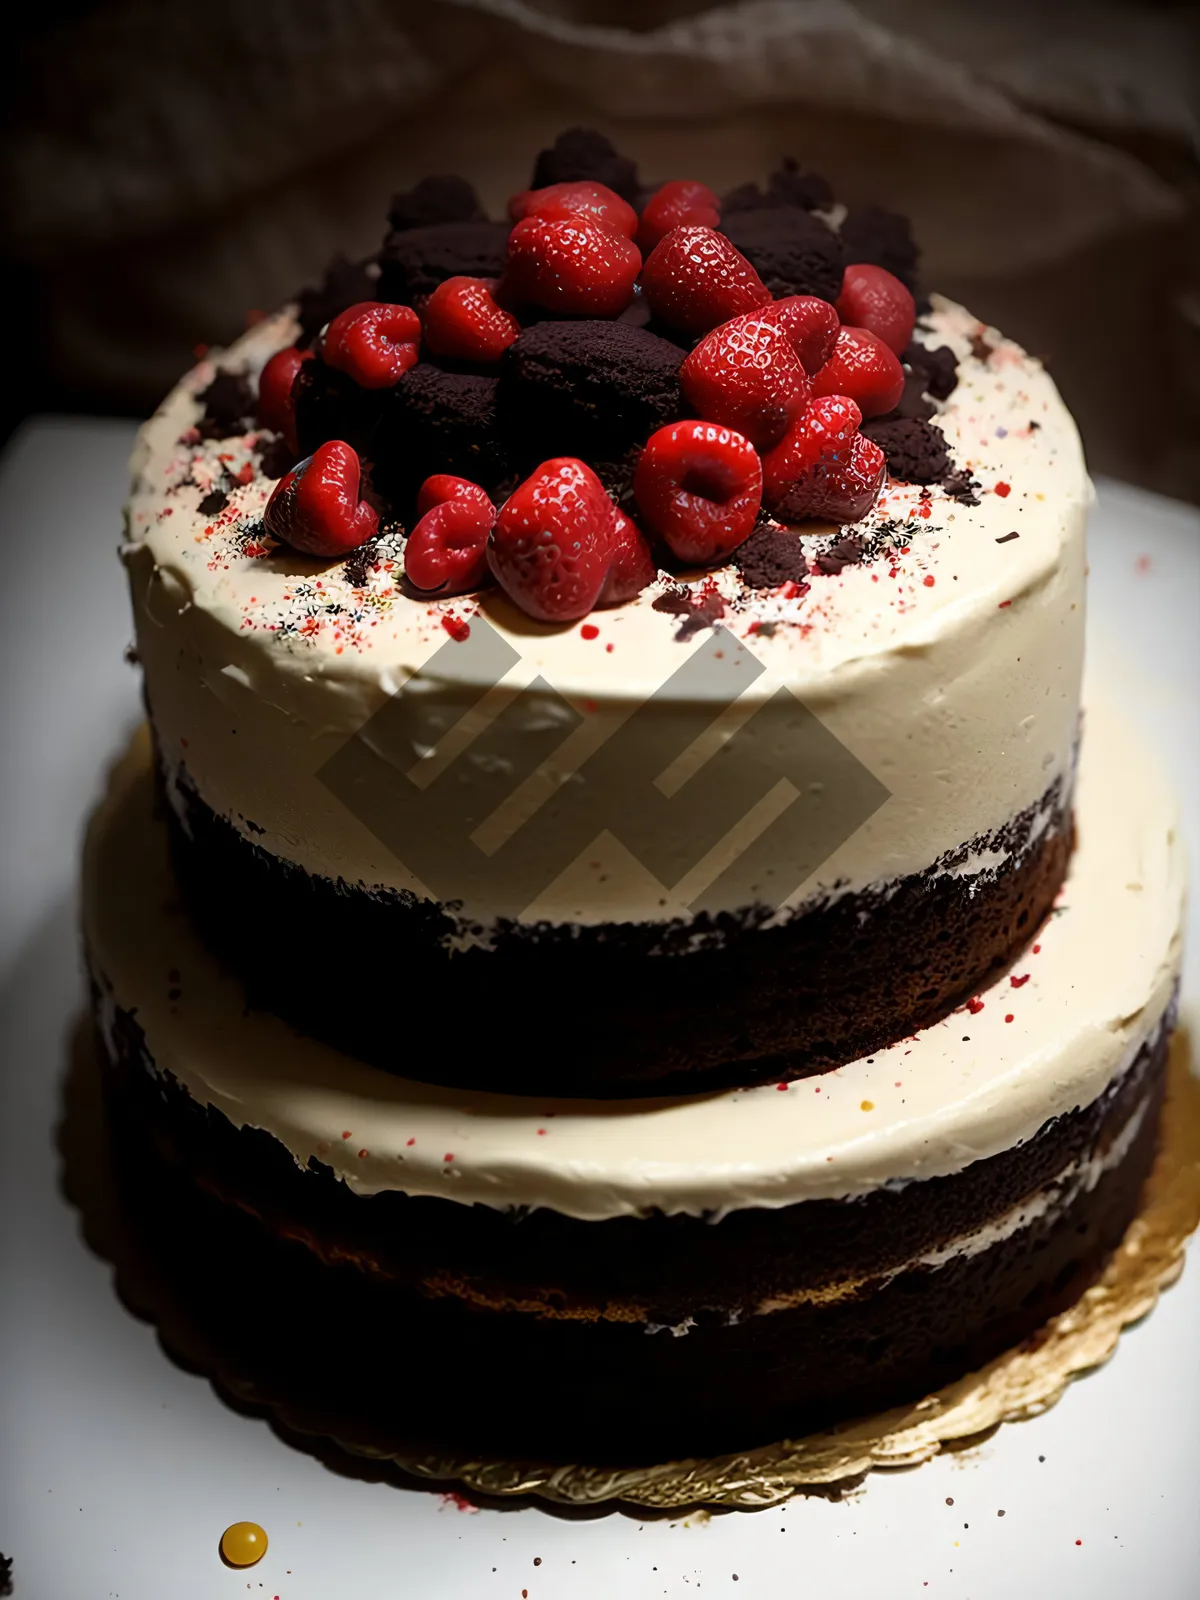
[1134,554,1151,575]
[994,481,1012,497]
[776,1082,790,1092]
[967,996,985,1015]
[1005,1013,1015,1023]
[1032,943,1042,954]
[995,531,1020,544]
[860,1099,875,1112]
[406,1137,415,1146]
[998,599,1012,608]
[444,1153,454,1164]
[923,575,936,587]
[357,1149,368,1159]
[441,614,470,641]
[1010,973,1031,988]
[580,623,599,640]
[341,1131,352,1140]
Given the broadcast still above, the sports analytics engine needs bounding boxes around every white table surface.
[1,419,1198,1600]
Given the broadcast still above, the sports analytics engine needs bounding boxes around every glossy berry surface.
[416,474,496,519]
[488,457,618,621]
[835,263,916,355]
[640,226,770,337]
[500,217,641,317]
[634,419,762,565]
[759,295,840,374]
[508,181,638,239]
[761,393,862,507]
[320,301,421,389]
[811,325,906,417]
[680,310,811,448]
[256,346,312,453]
[421,276,521,363]
[405,494,495,595]
[597,507,657,604]
[264,440,379,558]
[636,180,721,254]
[776,432,886,524]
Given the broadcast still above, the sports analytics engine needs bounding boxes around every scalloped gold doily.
[63,1027,1199,1510]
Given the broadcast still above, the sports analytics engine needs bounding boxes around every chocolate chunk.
[840,205,919,293]
[719,208,845,303]
[861,419,950,485]
[501,321,683,464]
[943,468,981,506]
[292,357,387,459]
[904,341,958,401]
[342,538,382,589]
[197,486,229,517]
[736,526,809,589]
[377,221,511,305]
[256,434,297,480]
[296,254,379,346]
[894,369,937,422]
[723,159,833,215]
[374,364,511,503]
[652,585,726,642]
[197,370,253,439]
[531,127,640,203]
[813,535,865,576]
[387,175,485,232]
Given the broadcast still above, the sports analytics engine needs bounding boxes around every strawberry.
[416,474,496,518]
[811,326,905,417]
[761,394,862,508]
[508,181,638,240]
[835,264,916,355]
[640,226,770,337]
[598,508,657,603]
[776,433,886,525]
[636,180,721,254]
[679,310,810,449]
[320,301,421,389]
[758,295,840,374]
[420,276,521,364]
[500,217,641,317]
[634,419,762,565]
[264,440,379,558]
[488,458,618,621]
[256,346,312,453]
[405,490,495,596]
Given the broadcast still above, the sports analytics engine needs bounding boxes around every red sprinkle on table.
[998,599,1012,608]
[1005,1013,1015,1023]
[994,481,1011,497]
[1010,973,1031,987]
[967,997,985,1015]
[441,614,471,641]
[341,1131,352,1140]
[923,574,935,587]
[581,623,599,639]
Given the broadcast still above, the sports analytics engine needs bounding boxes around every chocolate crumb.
[653,585,726,642]
[1029,419,1041,430]
[256,434,296,480]
[903,342,958,402]
[970,328,995,363]
[531,127,640,203]
[861,419,949,485]
[943,468,982,506]
[840,205,920,293]
[197,486,230,517]
[388,175,485,233]
[723,158,833,215]
[0,1553,11,1597]
[995,531,1020,544]
[342,540,380,589]
[296,253,379,346]
[813,534,864,576]
[197,370,254,440]
[736,525,809,589]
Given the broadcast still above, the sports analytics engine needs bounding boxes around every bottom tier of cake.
[84,703,1183,1463]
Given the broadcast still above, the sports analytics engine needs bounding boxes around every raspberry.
[598,508,657,604]
[500,217,640,318]
[811,326,905,418]
[636,180,721,254]
[759,295,839,374]
[508,181,638,240]
[488,458,618,621]
[640,226,770,338]
[679,310,810,449]
[320,302,421,389]
[421,276,520,364]
[257,347,312,453]
[405,481,495,596]
[761,394,862,508]
[264,440,379,558]
[835,264,916,355]
[775,433,885,525]
[634,420,762,565]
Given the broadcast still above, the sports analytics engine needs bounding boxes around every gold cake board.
[62,1026,1200,1512]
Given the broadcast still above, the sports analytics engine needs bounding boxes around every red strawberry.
[598,508,657,604]
[811,326,905,417]
[835,264,916,355]
[417,474,496,519]
[500,217,640,317]
[508,181,638,240]
[680,311,810,449]
[320,302,421,389]
[264,440,379,558]
[759,295,840,374]
[641,226,770,337]
[488,458,618,622]
[776,433,885,525]
[421,276,520,364]
[257,346,312,453]
[761,394,862,508]
[405,493,495,596]
[634,420,762,565]
[636,180,721,254]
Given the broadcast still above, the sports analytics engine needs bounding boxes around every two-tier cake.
[87,129,1184,1462]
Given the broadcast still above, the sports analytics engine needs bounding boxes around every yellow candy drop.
[219,1521,268,1568]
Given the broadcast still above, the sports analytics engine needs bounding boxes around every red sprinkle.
[967,997,985,1015]
[923,574,936,587]
[1005,1013,1015,1023]
[1032,943,1042,954]
[444,1153,454,1164]
[357,1148,368,1158]
[441,614,471,641]
[994,481,1011,497]
[580,623,600,639]
[998,599,1012,607]
[1010,973,1031,988]
[341,1131,352,1140]
[406,1137,415,1146]
[776,1082,789,1092]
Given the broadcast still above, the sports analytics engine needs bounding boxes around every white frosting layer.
[123,298,1088,930]
[84,698,1183,1222]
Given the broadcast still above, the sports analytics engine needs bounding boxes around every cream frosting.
[84,697,1183,1222]
[123,297,1089,932]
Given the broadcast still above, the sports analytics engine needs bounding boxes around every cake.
[89,130,1184,1463]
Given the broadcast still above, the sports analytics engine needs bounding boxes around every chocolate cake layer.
[161,758,1071,1097]
[97,994,1168,1463]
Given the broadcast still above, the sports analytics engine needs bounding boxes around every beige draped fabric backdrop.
[4,0,1198,497]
